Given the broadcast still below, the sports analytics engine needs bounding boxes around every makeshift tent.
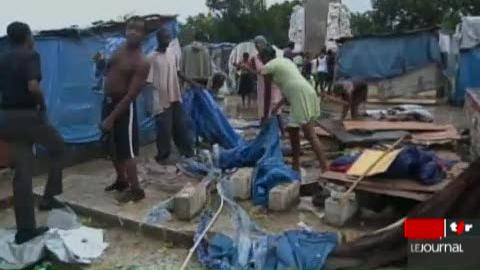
[0,15,178,144]
[337,29,442,81]
[209,43,235,74]
[453,17,480,105]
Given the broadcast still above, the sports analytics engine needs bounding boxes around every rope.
[179,182,225,270]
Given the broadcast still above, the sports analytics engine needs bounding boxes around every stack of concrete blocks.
[268,181,301,212]
[173,181,208,221]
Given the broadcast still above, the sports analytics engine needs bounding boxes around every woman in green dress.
[259,47,328,172]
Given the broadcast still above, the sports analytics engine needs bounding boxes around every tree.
[179,0,301,46]
[178,13,217,44]
[351,0,480,35]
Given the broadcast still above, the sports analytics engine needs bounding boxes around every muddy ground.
[0,96,470,269]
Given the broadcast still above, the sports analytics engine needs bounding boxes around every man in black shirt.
[0,22,65,245]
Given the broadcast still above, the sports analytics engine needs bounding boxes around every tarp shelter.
[454,17,480,105]
[337,28,442,82]
[0,15,179,144]
[209,43,235,74]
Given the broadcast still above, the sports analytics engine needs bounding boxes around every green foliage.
[179,0,301,46]
[350,0,480,35]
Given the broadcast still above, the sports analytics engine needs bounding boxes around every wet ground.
[0,95,470,269]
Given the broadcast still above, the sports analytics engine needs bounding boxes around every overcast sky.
[0,0,371,35]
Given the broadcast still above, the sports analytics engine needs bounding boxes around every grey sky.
[0,0,371,35]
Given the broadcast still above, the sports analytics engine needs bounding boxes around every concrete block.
[174,183,207,221]
[325,192,358,226]
[268,181,300,212]
[228,168,253,200]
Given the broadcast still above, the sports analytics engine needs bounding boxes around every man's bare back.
[104,46,148,101]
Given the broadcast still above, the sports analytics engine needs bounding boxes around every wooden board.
[367,98,440,105]
[315,126,331,137]
[320,171,450,193]
[343,121,450,132]
[318,120,409,145]
[411,126,461,144]
[350,184,431,201]
[347,149,403,177]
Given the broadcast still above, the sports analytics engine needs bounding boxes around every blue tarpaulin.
[196,185,338,270]
[337,30,441,81]
[454,46,480,105]
[0,19,178,143]
[182,88,299,207]
[219,118,300,206]
[183,87,243,149]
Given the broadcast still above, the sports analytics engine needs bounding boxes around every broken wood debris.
[343,121,450,132]
[319,171,451,202]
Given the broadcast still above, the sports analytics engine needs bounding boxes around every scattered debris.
[0,209,108,269]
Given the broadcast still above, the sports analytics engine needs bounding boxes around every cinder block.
[324,193,358,227]
[228,168,253,200]
[174,183,207,221]
[268,181,300,211]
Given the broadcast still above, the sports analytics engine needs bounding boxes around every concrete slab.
[32,156,204,247]
[20,143,387,248]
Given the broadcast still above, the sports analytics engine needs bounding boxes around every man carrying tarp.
[100,17,149,203]
[0,22,65,244]
[146,27,194,164]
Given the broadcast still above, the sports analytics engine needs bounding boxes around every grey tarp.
[0,208,108,269]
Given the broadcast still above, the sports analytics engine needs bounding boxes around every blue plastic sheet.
[218,119,300,207]
[382,146,455,186]
[183,87,243,149]
[337,31,441,81]
[0,19,177,143]
[454,46,480,105]
[331,146,454,185]
[196,182,338,270]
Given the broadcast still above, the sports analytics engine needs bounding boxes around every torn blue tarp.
[183,87,243,149]
[218,119,300,207]
[382,146,456,186]
[337,30,441,81]
[454,46,480,105]
[195,182,338,270]
[329,146,456,185]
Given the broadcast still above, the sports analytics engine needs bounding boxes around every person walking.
[314,49,329,93]
[0,22,65,244]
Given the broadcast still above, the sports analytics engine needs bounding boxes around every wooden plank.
[352,185,431,201]
[411,126,461,143]
[318,120,409,145]
[367,98,440,105]
[343,121,450,132]
[320,171,450,193]
[319,179,430,201]
[347,149,403,177]
[315,126,331,137]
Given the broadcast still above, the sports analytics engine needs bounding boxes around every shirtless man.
[101,16,149,203]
